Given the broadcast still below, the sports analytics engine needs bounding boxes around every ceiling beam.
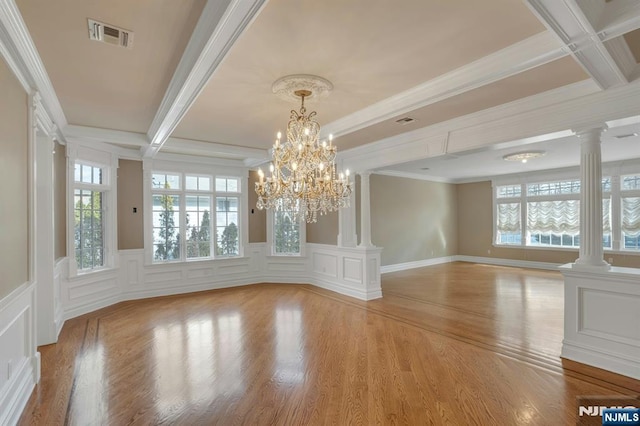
[321,31,567,140]
[525,0,630,89]
[66,124,268,162]
[596,1,640,40]
[143,0,268,158]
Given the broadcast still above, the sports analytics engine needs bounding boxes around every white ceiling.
[10,0,640,180]
[378,122,640,182]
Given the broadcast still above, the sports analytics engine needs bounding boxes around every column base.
[572,259,611,272]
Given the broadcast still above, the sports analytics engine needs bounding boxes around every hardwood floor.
[19,262,639,425]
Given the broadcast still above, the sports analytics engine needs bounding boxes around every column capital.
[572,124,608,139]
[358,170,372,178]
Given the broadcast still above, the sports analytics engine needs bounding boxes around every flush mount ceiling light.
[502,151,546,164]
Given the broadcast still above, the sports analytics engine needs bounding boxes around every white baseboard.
[454,255,561,271]
[562,340,640,380]
[381,256,454,273]
[381,255,561,273]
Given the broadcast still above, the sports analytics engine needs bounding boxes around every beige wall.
[457,181,640,268]
[306,211,338,245]
[0,57,29,299]
[117,159,144,250]
[248,170,266,243]
[54,142,66,259]
[371,174,458,266]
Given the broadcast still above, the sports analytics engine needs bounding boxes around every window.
[215,178,240,257]
[273,200,301,255]
[152,173,181,261]
[494,177,612,250]
[495,185,522,245]
[622,174,640,250]
[74,163,105,270]
[150,173,242,263]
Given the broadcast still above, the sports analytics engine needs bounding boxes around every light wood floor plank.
[19,262,640,425]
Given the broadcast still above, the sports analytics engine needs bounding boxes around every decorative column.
[358,171,374,247]
[573,127,610,270]
[338,187,357,247]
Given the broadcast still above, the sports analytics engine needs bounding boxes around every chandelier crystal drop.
[255,88,352,223]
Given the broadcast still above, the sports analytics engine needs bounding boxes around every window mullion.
[611,176,621,251]
[520,184,526,247]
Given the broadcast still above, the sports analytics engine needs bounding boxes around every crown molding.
[163,137,267,160]
[372,170,455,184]
[65,124,268,163]
[321,31,567,139]
[143,0,267,158]
[65,125,149,147]
[604,36,639,82]
[0,0,67,136]
[152,151,247,168]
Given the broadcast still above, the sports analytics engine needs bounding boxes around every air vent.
[614,133,639,139]
[88,19,134,49]
[395,116,415,125]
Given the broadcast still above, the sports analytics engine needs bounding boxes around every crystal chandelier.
[255,85,352,223]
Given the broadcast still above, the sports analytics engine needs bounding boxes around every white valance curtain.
[622,197,640,237]
[497,203,520,233]
[527,200,580,235]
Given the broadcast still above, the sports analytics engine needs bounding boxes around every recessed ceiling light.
[614,133,639,139]
[503,151,546,164]
[395,117,415,125]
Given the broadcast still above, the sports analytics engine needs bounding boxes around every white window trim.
[143,160,248,265]
[266,208,306,257]
[66,143,118,277]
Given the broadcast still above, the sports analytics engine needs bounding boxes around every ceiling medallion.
[503,151,547,164]
[271,74,334,103]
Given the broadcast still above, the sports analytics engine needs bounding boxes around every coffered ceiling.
[8,0,640,179]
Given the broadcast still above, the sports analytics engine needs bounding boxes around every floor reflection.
[152,310,244,419]
[275,306,305,384]
[71,342,108,424]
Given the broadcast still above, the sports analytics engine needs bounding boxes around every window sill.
[69,266,118,281]
[492,243,640,256]
[146,256,249,267]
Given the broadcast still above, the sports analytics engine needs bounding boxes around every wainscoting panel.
[0,282,38,426]
[126,258,141,286]
[308,244,382,300]
[59,244,385,324]
[53,259,66,337]
[561,265,640,380]
[145,269,183,284]
[186,267,215,280]
[580,288,640,345]
[312,252,338,278]
[342,257,363,284]
[66,276,119,301]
